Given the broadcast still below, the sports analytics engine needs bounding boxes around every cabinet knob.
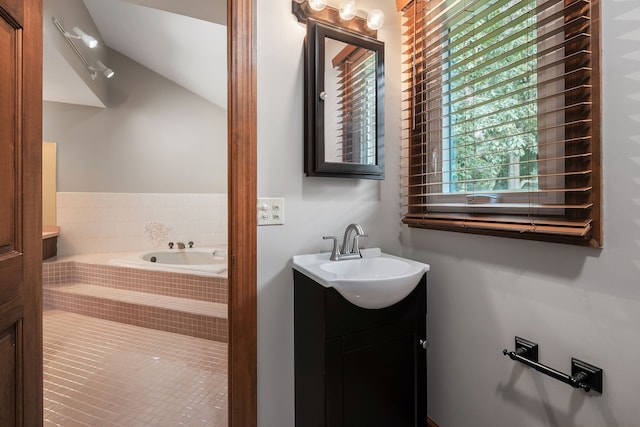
[419,339,429,350]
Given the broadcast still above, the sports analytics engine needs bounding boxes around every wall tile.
[56,192,228,256]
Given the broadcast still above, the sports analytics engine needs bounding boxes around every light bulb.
[308,0,327,11]
[339,0,358,20]
[367,9,385,30]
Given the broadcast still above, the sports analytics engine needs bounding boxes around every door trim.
[227,0,257,426]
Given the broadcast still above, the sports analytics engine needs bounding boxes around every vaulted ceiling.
[43,0,227,109]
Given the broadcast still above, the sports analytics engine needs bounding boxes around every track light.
[70,26,98,49]
[52,18,98,49]
[52,18,116,81]
[89,60,115,80]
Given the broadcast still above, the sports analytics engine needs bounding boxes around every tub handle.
[168,242,174,249]
[188,241,194,248]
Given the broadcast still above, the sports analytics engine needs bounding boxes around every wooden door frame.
[227,0,257,426]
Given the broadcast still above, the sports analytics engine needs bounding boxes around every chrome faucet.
[176,242,186,249]
[323,223,368,261]
[341,223,366,255]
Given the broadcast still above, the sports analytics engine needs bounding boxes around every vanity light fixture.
[291,1,380,37]
[339,0,358,21]
[366,9,385,30]
[52,17,115,81]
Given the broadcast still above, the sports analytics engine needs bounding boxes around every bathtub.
[108,247,227,276]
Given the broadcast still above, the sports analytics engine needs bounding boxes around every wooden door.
[0,0,43,425]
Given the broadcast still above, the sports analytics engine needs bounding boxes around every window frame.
[398,0,602,247]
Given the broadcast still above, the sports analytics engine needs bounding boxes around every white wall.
[257,1,403,425]
[399,2,640,426]
[258,1,640,427]
[43,49,227,194]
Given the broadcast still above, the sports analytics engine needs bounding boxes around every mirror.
[305,19,385,179]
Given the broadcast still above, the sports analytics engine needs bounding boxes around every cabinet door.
[326,319,426,427]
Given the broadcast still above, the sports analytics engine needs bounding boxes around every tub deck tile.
[48,283,227,318]
[44,284,228,342]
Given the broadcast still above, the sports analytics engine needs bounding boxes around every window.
[398,0,602,246]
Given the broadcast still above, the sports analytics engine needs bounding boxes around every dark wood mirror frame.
[304,19,385,180]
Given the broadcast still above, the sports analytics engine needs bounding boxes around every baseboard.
[428,417,440,427]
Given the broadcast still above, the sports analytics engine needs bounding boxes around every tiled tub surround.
[43,257,228,342]
[56,192,228,257]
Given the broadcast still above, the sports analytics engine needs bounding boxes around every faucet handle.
[188,241,194,248]
[323,236,340,261]
[168,242,174,249]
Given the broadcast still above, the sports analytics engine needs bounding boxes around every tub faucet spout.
[176,242,186,249]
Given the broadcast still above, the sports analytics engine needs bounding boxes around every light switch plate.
[257,197,285,226]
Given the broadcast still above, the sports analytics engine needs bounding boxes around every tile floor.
[43,309,228,426]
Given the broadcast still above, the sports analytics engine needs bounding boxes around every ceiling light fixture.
[52,17,115,81]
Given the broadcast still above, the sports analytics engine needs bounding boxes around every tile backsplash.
[56,192,227,256]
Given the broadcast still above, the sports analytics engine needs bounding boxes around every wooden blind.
[400,0,602,246]
[333,45,378,164]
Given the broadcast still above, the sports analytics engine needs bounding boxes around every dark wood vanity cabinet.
[294,270,427,427]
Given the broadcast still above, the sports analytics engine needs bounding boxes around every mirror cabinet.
[304,19,385,179]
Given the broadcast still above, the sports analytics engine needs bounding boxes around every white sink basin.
[292,248,429,309]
